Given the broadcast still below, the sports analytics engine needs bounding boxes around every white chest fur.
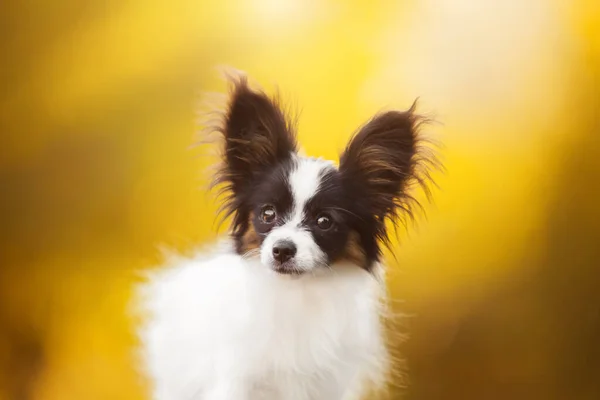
[135,248,388,400]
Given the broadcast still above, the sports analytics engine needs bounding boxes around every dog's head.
[210,75,433,275]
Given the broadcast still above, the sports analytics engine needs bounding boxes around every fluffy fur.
[134,74,434,400]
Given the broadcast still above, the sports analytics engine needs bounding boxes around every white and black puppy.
[135,74,433,400]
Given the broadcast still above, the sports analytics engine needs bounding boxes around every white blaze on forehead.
[262,156,333,271]
[287,156,334,224]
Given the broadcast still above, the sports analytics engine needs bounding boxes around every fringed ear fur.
[339,102,438,249]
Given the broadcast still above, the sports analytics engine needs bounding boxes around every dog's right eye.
[260,205,277,224]
[316,214,333,230]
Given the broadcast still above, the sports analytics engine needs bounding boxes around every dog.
[134,73,434,400]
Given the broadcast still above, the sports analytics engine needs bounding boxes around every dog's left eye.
[260,205,277,224]
[316,214,333,230]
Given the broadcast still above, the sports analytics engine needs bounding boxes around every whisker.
[241,248,261,260]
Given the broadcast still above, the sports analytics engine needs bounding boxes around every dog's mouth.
[272,261,304,276]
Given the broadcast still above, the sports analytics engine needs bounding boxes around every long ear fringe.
[396,120,441,262]
[342,99,443,255]
[199,74,252,233]
[387,101,442,249]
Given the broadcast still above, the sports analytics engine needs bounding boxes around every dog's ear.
[220,77,296,187]
[211,76,297,233]
[339,105,430,229]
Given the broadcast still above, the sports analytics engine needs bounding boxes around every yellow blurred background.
[1,0,599,399]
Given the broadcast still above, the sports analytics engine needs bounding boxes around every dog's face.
[212,76,428,275]
[251,156,355,275]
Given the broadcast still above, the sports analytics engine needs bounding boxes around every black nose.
[272,241,297,263]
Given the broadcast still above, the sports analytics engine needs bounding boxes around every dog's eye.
[316,214,333,230]
[260,205,277,224]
